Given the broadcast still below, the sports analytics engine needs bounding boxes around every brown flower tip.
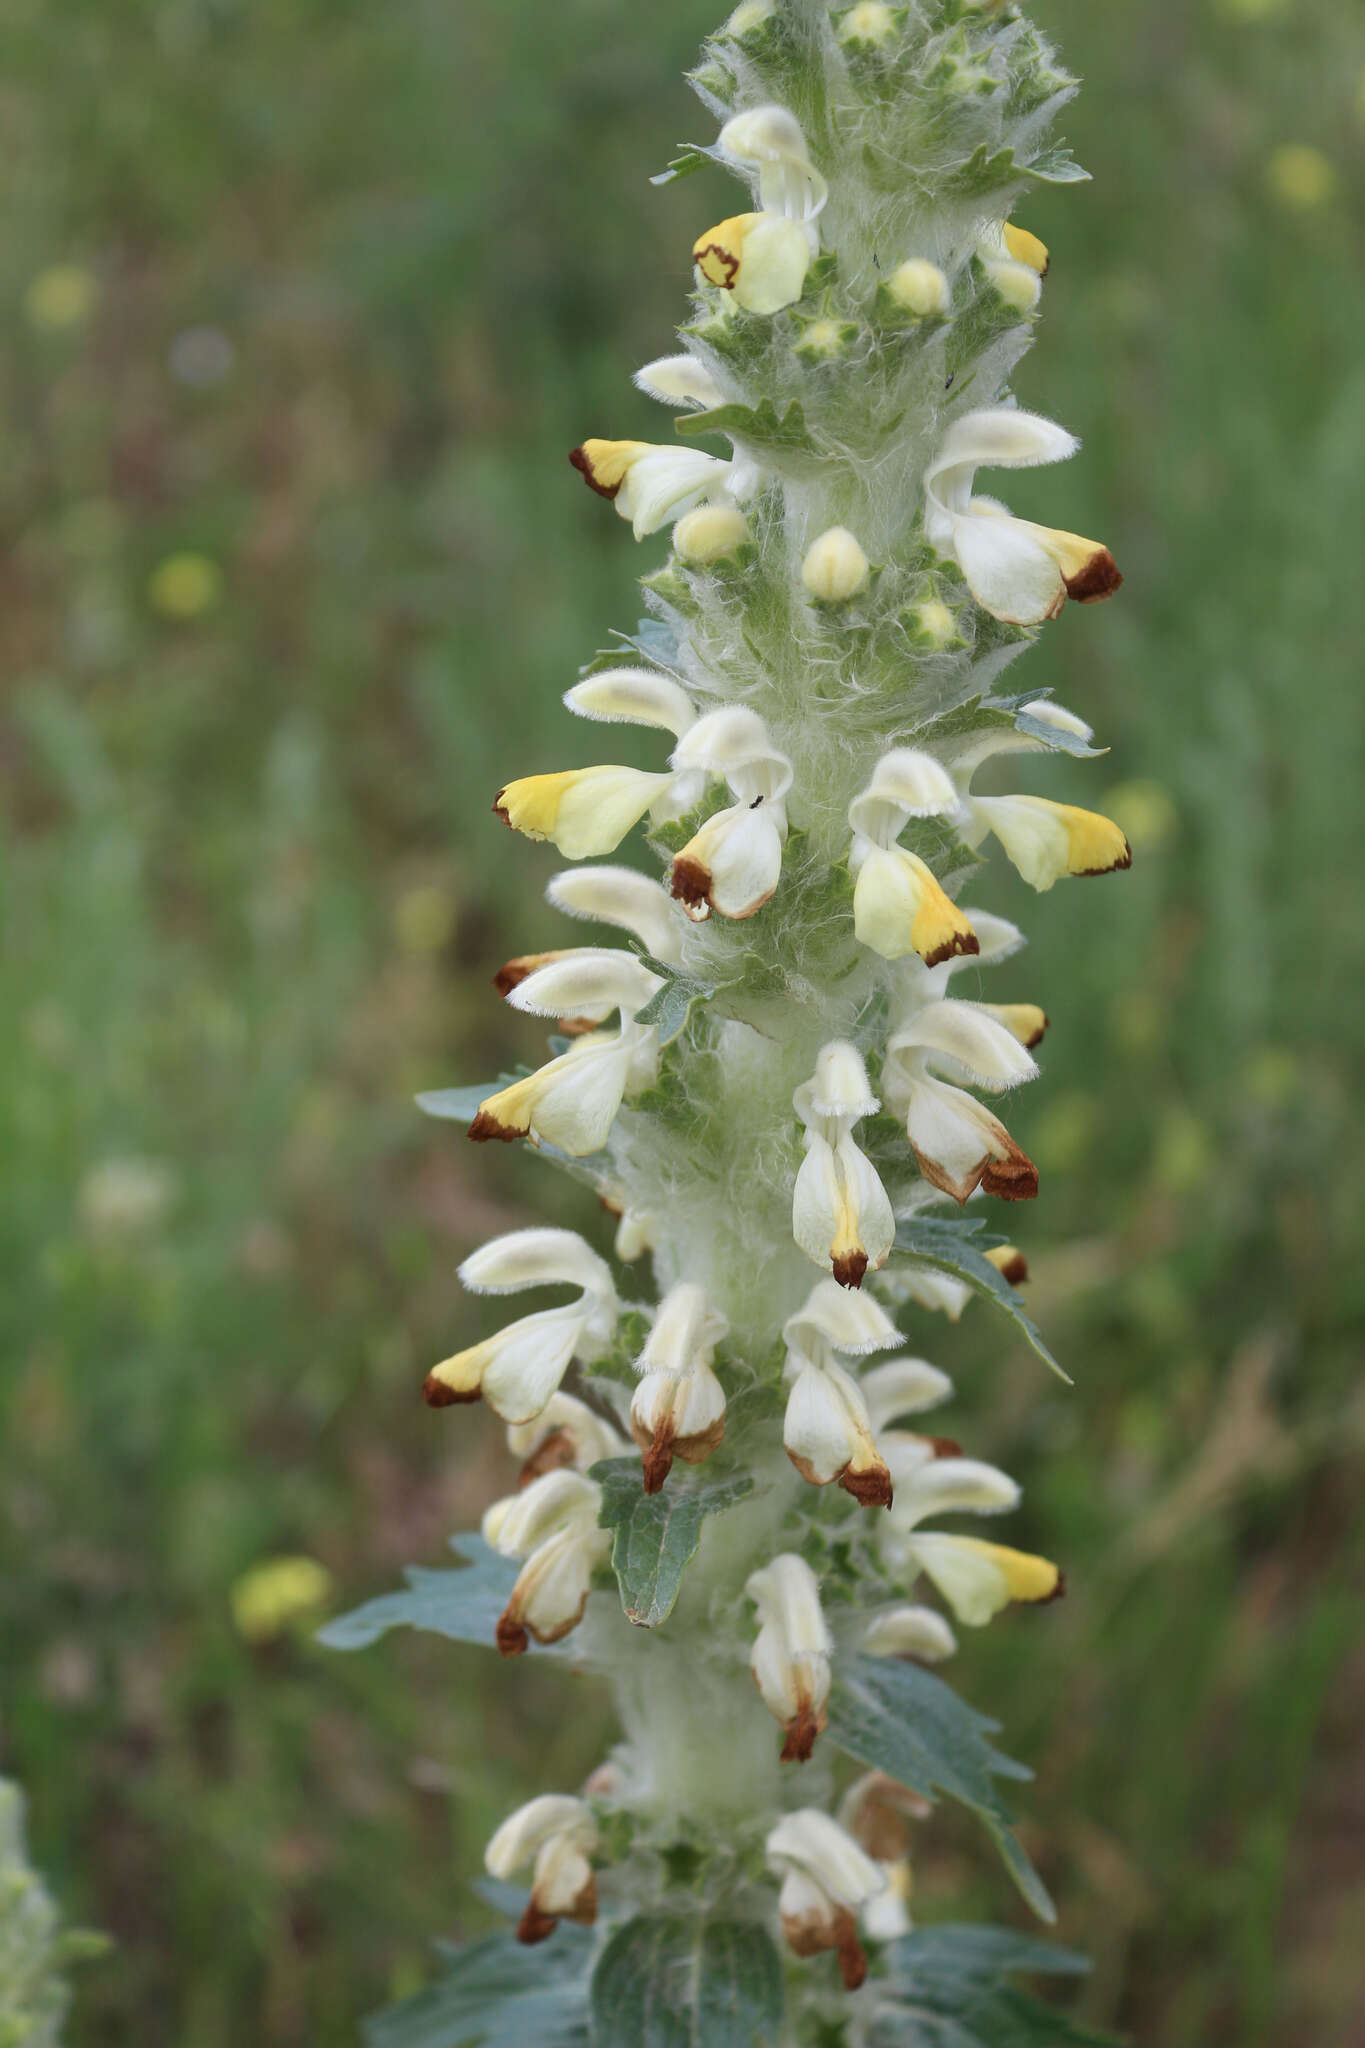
[495,1609,530,1658]
[981,1148,1039,1202]
[670,855,712,913]
[1065,548,1123,604]
[569,446,619,500]
[1076,838,1133,878]
[1022,1015,1050,1049]
[992,1249,1030,1286]
[640,1428,676,1496]
[492,791,512,825]
[835,1914,869,1992]
[839,1461,893,1510]
[468,1109,520,1145]
[832,1248,868,1290]
[493,958,533,998]
[1041,1569,1068,1606]
[516,1901,559,1945]
[922,929,980,969]
[517,1428,577,1489]
[925,1435,963,1460]
[779,1704,826,1765]
[422,1373,480,1409]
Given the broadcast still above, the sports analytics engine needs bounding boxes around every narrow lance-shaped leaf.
[826,1653,1054,1922]
[894,1215,1070,1383]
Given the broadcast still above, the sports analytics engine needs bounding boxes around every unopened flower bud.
[909,596,959,647]
[723,0,776,35]
[673,504,750,564]
[802,527,870,603]
[886,259,951,319]
[836,3,899,48]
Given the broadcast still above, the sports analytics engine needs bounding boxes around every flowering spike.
[356,5,1136,2030]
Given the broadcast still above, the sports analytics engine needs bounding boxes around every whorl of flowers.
[334,4,1132,2037]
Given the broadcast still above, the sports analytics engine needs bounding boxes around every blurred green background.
[1,0,1363,2041]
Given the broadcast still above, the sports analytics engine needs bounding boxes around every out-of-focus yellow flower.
[395,881,457,955]
[1219,0,1287,19]
[231,1556,334,1644]
[25,264,97,331]
[1102,779,1178,855]
[1266,144,1336,210]
[148,552,222,619]
[78,1157,177,1240]
[1243,1044,1299,1108]
[1151,1109,1212,1195]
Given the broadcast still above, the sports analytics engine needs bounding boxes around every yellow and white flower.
[693,211,813,314]
[504,1390,628,1485]
[482,1469,612,1655]
[847,750,979,966]
[669,707,793,920]
[782,1280,900,1506]
[629,1281,729,1491]
[423,1228,618,1422]
[746,1552,832,1761]
[882,996,1040,1205]
[569,438,747,539]
[860,1356,955,1434]
[924,407,1122,625]
[792,1040,895,1288]
[470,951,662,1156]
[765,1809,889,1989]
[485,1794,599,1944]
[882,1452,1063,1626]
[975,220,1050,311]
[965,792,1132,890]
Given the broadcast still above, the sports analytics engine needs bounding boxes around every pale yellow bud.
[886,259,951,319]
[802,527,870,603]
[724,0,775,33]
[837,3,897,46]
[673,504,750,564]
[982,259,1041,313]
[910,598,958,648]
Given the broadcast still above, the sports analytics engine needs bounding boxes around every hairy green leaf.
[591,1460,756,1628]
[827,1655,1053,1921]
[1022,147,1091,184]
[365,1926,592,2048]
[893,1215,1070,1382]
[633,962,716,1047]
[675,396,816,458]
[869,1923,1114,2048]
[317,1537,567,1657]
[589,1912,783,2048]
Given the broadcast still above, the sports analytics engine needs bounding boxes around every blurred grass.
[1,0,1362,2041]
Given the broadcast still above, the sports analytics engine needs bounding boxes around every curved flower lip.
[569,439,738,541]
[671,802,785,921]
[495,764,677,859]
[847,748,960,841]
[852,844,980,967]
[670,706,793,797]
[564,669,697,737]
[466,1027,650,1157]
[502,949,663,1028]
[717,106,829,231]
[923,407,1122,625]
[545,865,685,967]
[968,793,1132,891]
[747,1554,831,1762]
[633,352,725,408]
[887,997,1040,1092]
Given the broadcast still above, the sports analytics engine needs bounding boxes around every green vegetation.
[1,1,1361,2041]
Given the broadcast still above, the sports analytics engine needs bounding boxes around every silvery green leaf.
[364,1926,592,2048]
[633,966,716,1046]
[650,144,724,187]
[869,1923,1114,2048]
[416,1081,522,1125]
[591,1460,756,1628]
[893,1215,1069,1382]
[675,396,816,458]
[317,1537,569,1657]
[1022,147,1090,184]
[589,1913,783,2048]
[826,1655,1053,1921]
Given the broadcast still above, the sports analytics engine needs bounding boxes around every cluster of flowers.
[422,25,1125,1995]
